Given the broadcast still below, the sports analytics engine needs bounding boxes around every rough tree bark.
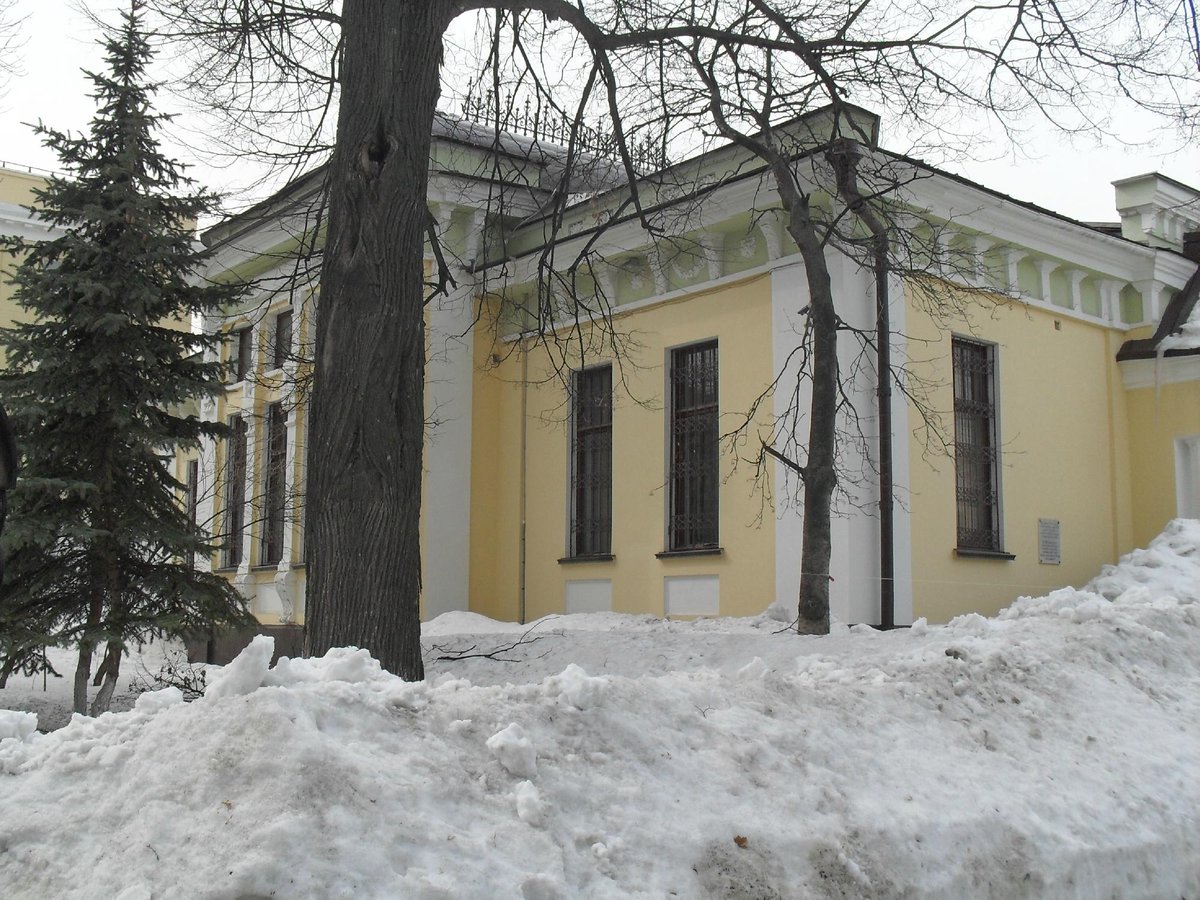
[73,639,95,716]
[73,600,102,715]
[90,640,122,716]
[304,0,455,680]
[782,200,837,636]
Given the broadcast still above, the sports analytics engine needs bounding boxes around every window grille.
[261,402,287,565]
[185,459,199,569]
[570,365,612,556]
[953,337,1002,551]
[223,416,247,567]
[272,310,293,370]
[231,327,252,382]
[669,340,719,550]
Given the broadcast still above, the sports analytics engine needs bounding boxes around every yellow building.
[188,109,1200,639]
[0,165,59,352]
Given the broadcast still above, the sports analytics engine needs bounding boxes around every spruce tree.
[0,0,252,714]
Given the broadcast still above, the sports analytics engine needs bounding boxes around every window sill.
[213,566,239,574]
[557,554,615,564]
[252,563,285,572]
[954,548,1016,561]
[656,547,723,559]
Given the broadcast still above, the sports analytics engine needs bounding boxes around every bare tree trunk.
[92,639,116,685]
[73,591,106,714]
[796,272,837,634]
[304,0,453,680]
[785,203,837,635]
[73,641,94,716]
[90,640,122,715]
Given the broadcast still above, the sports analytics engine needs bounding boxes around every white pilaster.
[1066,269,1086,312]
[1005,249,1026,294]
[275,402,300,624]
[233,406,256,600]
[648,245,669,296]
[700,232,723,283]
[195,425,217,575]
[886,270,914,627]
[1143,280,1162,322]
[970,237,994,287]
[595,262,621,305]
[1036,259,1054,304]
[771,261,809,613]
[422,277,477,620]
[760,209,791,261]
[932,228,952,276]
[1099,279,1121,323]
[831,252,882,626]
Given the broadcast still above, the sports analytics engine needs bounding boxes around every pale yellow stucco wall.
[469,274,777,622]
[202,261,447,627]
[906,282,1133,621]
[0,168,45,208]
[468,316,518,620]
[0,169,49,362]
[202,293,312,623]
[1125,379,1200,548]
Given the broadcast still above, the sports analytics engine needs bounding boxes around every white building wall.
[830,251,883,626]
[421,281,476,620]
[771,250,913,627]
[887,270,915,627]
[771,260,809,614]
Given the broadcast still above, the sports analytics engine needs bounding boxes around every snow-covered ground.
[2,522,1200,898]
[0,638,185,732]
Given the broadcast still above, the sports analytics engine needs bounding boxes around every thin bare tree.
[0,0,24,90]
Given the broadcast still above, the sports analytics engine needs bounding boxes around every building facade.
[184,110,1200,632]
[0,166,60,353]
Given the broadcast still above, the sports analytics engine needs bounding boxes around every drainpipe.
[872,230,895,630]
[832,140,895,629]
[518,342,529,625]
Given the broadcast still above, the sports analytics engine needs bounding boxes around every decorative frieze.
[1005,249,1027,294]
[1035,259,1055,305]
[1066,269,1086,312]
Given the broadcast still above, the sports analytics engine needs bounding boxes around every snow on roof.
[1156,275,1200,353]
[2,522,1200,896]
[1118,264,1200,361]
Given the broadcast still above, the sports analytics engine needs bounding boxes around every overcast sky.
[3,0,1197,225]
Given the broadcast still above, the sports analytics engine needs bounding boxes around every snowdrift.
[3,522,1200,898]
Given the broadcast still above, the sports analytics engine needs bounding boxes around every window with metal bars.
[569,365,612,556]
[230,326,252,383]
[952,337,1003,552]
[184,459,199,569]
[668,340,719,550]
[261,402,288,565]
[222,415,247,568]
[272,309,293,370]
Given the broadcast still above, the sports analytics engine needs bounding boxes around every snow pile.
[2,526,1200,897]
[1086,517,1200,602]
[0,709,37,742]
[0,637,186,731]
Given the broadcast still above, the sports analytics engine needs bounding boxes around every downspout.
[518,342,529,625]
[832,140,895,629]
[872,229,895,630]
